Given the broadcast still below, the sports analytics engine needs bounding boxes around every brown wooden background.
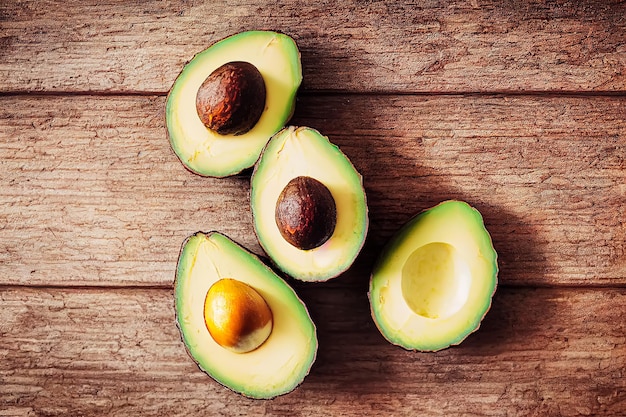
[1,1,625,416]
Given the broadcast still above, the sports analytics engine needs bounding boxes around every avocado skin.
[174,231,317,399]
[369,200,498,352]
[250,126,369,282]
[166,31,302,178]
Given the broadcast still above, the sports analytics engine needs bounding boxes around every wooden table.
[1,1,625,415]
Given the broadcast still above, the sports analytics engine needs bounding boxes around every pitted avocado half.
[251,126,369,282]
[369,200,498,351]
[166,31,302,177]
[174,232,317,399]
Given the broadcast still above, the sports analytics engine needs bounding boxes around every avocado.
[369,200,498,351]
[251,126,369,282]
[166,31,302,177]
[174,232,317,398]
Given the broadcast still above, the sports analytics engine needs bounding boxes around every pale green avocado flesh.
[369,200,498,351]
[166,31,302,177]
[174,232,317,399]
[251,126,369,282]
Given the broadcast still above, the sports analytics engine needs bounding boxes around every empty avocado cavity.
[369,200,498,352]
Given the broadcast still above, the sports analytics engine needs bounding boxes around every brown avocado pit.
[275,176,337,250]
[195,61,266,136]
[203,278,273,354]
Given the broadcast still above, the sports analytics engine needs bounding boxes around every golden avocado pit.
[401,242,471,320]
[204,278,273,354]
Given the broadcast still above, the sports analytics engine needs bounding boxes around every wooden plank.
[1,1,625,93]
[0,95,258,287]
[1,95,624,287]
[0,286,624,416]
[297,94,626,288]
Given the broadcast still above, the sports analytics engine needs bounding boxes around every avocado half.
[251,126,369,282]
[166,31,302,177]
[174,232,317,398]
[369,200,498,351]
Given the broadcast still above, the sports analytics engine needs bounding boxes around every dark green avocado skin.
[250,126,369,282]
[166,31,302,177]
[174,231,318,399]
[369,200,498,352]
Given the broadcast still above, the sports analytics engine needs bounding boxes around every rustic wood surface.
[1,0,625,416]
[1,1,625,93]
[1,287,625,416]
[1,95,624,287]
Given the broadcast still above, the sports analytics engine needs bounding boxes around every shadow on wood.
[293,209,556,395]
[289,91,556,393]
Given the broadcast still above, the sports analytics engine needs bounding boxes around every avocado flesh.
[369,200,498,351]
[166,31,302,177]
[251,126,369,282]
[175,232,317,399]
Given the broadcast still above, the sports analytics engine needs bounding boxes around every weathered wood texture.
[1,1,625,415]
[1,0,625,93]
[1,95,624,287]
[1,286,624,416]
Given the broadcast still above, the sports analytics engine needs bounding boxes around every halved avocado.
[166,31,302,177]
[251,126,369,282]
[369,200,498,351]
[174,232,317,398]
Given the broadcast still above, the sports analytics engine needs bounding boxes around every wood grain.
[1,95,624,287]
[0,286,624,416]
[296,94,626,288]
[2,2,625,415]
[1,0,624,94]
[0,95,259,287]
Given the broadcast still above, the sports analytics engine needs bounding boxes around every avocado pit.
[203,278,273,353]
[275,176,337,250]
[196,61,266,136]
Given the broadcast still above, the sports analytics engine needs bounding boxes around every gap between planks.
[0,282,624,293]
[1,90,626,98]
